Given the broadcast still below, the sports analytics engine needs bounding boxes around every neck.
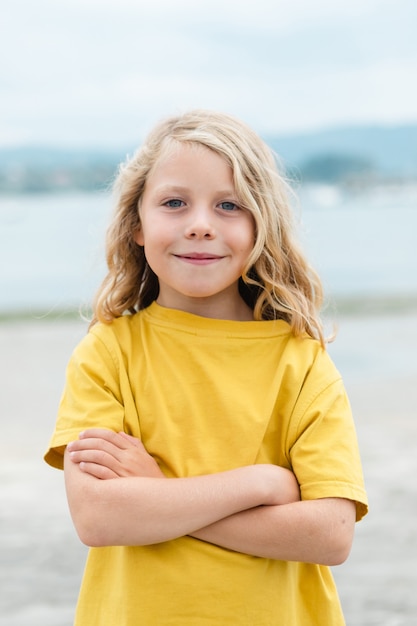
[156,294,254,321]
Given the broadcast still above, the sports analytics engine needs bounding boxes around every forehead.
[155,140,227,167]
[145,141,235,189]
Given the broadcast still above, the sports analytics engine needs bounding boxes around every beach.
[1,309,416,626]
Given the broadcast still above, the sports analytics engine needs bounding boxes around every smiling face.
[135,142,255,320]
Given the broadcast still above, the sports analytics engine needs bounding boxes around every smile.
[174,253,224,265]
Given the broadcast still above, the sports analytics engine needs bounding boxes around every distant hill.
[267,123,417,180]
[0,123,416,192]
[0,147,124,193]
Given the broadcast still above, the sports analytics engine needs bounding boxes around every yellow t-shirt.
[45,302,368,625]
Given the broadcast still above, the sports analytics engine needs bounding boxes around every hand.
[67,428,165,480]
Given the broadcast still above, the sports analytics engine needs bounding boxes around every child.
[45,109,368,625]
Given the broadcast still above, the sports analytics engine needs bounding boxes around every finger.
[68,437,125,460]
[80,429,135,451]
[79,429,121,444]
[69,448,122,474]
[79,461,118,480]
[118,432,142,448]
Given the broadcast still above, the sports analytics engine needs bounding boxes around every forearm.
[191,498,356,566]
[65,450,279,547]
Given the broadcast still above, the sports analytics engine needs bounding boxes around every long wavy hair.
[91,109,326,345]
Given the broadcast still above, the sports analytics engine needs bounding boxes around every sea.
[0,183,417,314]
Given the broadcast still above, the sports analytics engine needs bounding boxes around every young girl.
[45,109,368,625]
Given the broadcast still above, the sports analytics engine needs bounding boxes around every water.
[298,184,417,298]
[0,185,416,312]
[0,192,112,312]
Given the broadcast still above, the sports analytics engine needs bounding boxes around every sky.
[1,0,417,148]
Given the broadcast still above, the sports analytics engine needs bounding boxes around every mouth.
[174,252,224,265]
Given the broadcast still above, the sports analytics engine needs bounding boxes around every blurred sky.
[1,0,417,148]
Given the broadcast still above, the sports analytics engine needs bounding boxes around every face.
[135,143,255,320]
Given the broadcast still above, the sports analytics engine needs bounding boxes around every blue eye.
[220,201,238,211]
[165,199,184,208]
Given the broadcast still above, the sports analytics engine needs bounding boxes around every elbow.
[77,525,109,549]
[71,505,112,548]
[323,535,353,566]
[70,493,150,548]
[65,459,120,547]
[317,498,356,566]
[67,485,116,547]
[320,521,355,566]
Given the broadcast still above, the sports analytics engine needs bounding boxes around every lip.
[174,252,224,265]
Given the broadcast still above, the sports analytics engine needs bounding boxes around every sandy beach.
[1,309,416,626]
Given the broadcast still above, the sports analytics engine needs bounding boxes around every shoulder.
[71,313,142,369]
[278,333,347,426]
[283,331,340,382]
[89,313,140,344]
[285,336,350,431]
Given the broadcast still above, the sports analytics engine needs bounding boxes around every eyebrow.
[153,185,238,198]
[153,185,190,195]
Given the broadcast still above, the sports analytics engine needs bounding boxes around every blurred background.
[1,1,416,625]
[1,0,417,315]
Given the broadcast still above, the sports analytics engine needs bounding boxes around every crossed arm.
[64,429,356,565]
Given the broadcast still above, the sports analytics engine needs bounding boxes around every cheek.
[134,218,163,248]
[134,229,144,246]
[239,219,256,252]
[149,222,179,250]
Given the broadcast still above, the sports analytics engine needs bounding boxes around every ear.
[134,227,144,246]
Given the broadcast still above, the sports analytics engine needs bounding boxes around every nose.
[184,207,215,239]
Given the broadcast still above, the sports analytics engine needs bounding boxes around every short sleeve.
[44,329,125,470]
[289,358,368,522]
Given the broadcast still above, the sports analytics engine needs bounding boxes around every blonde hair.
[92,109,326,345]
